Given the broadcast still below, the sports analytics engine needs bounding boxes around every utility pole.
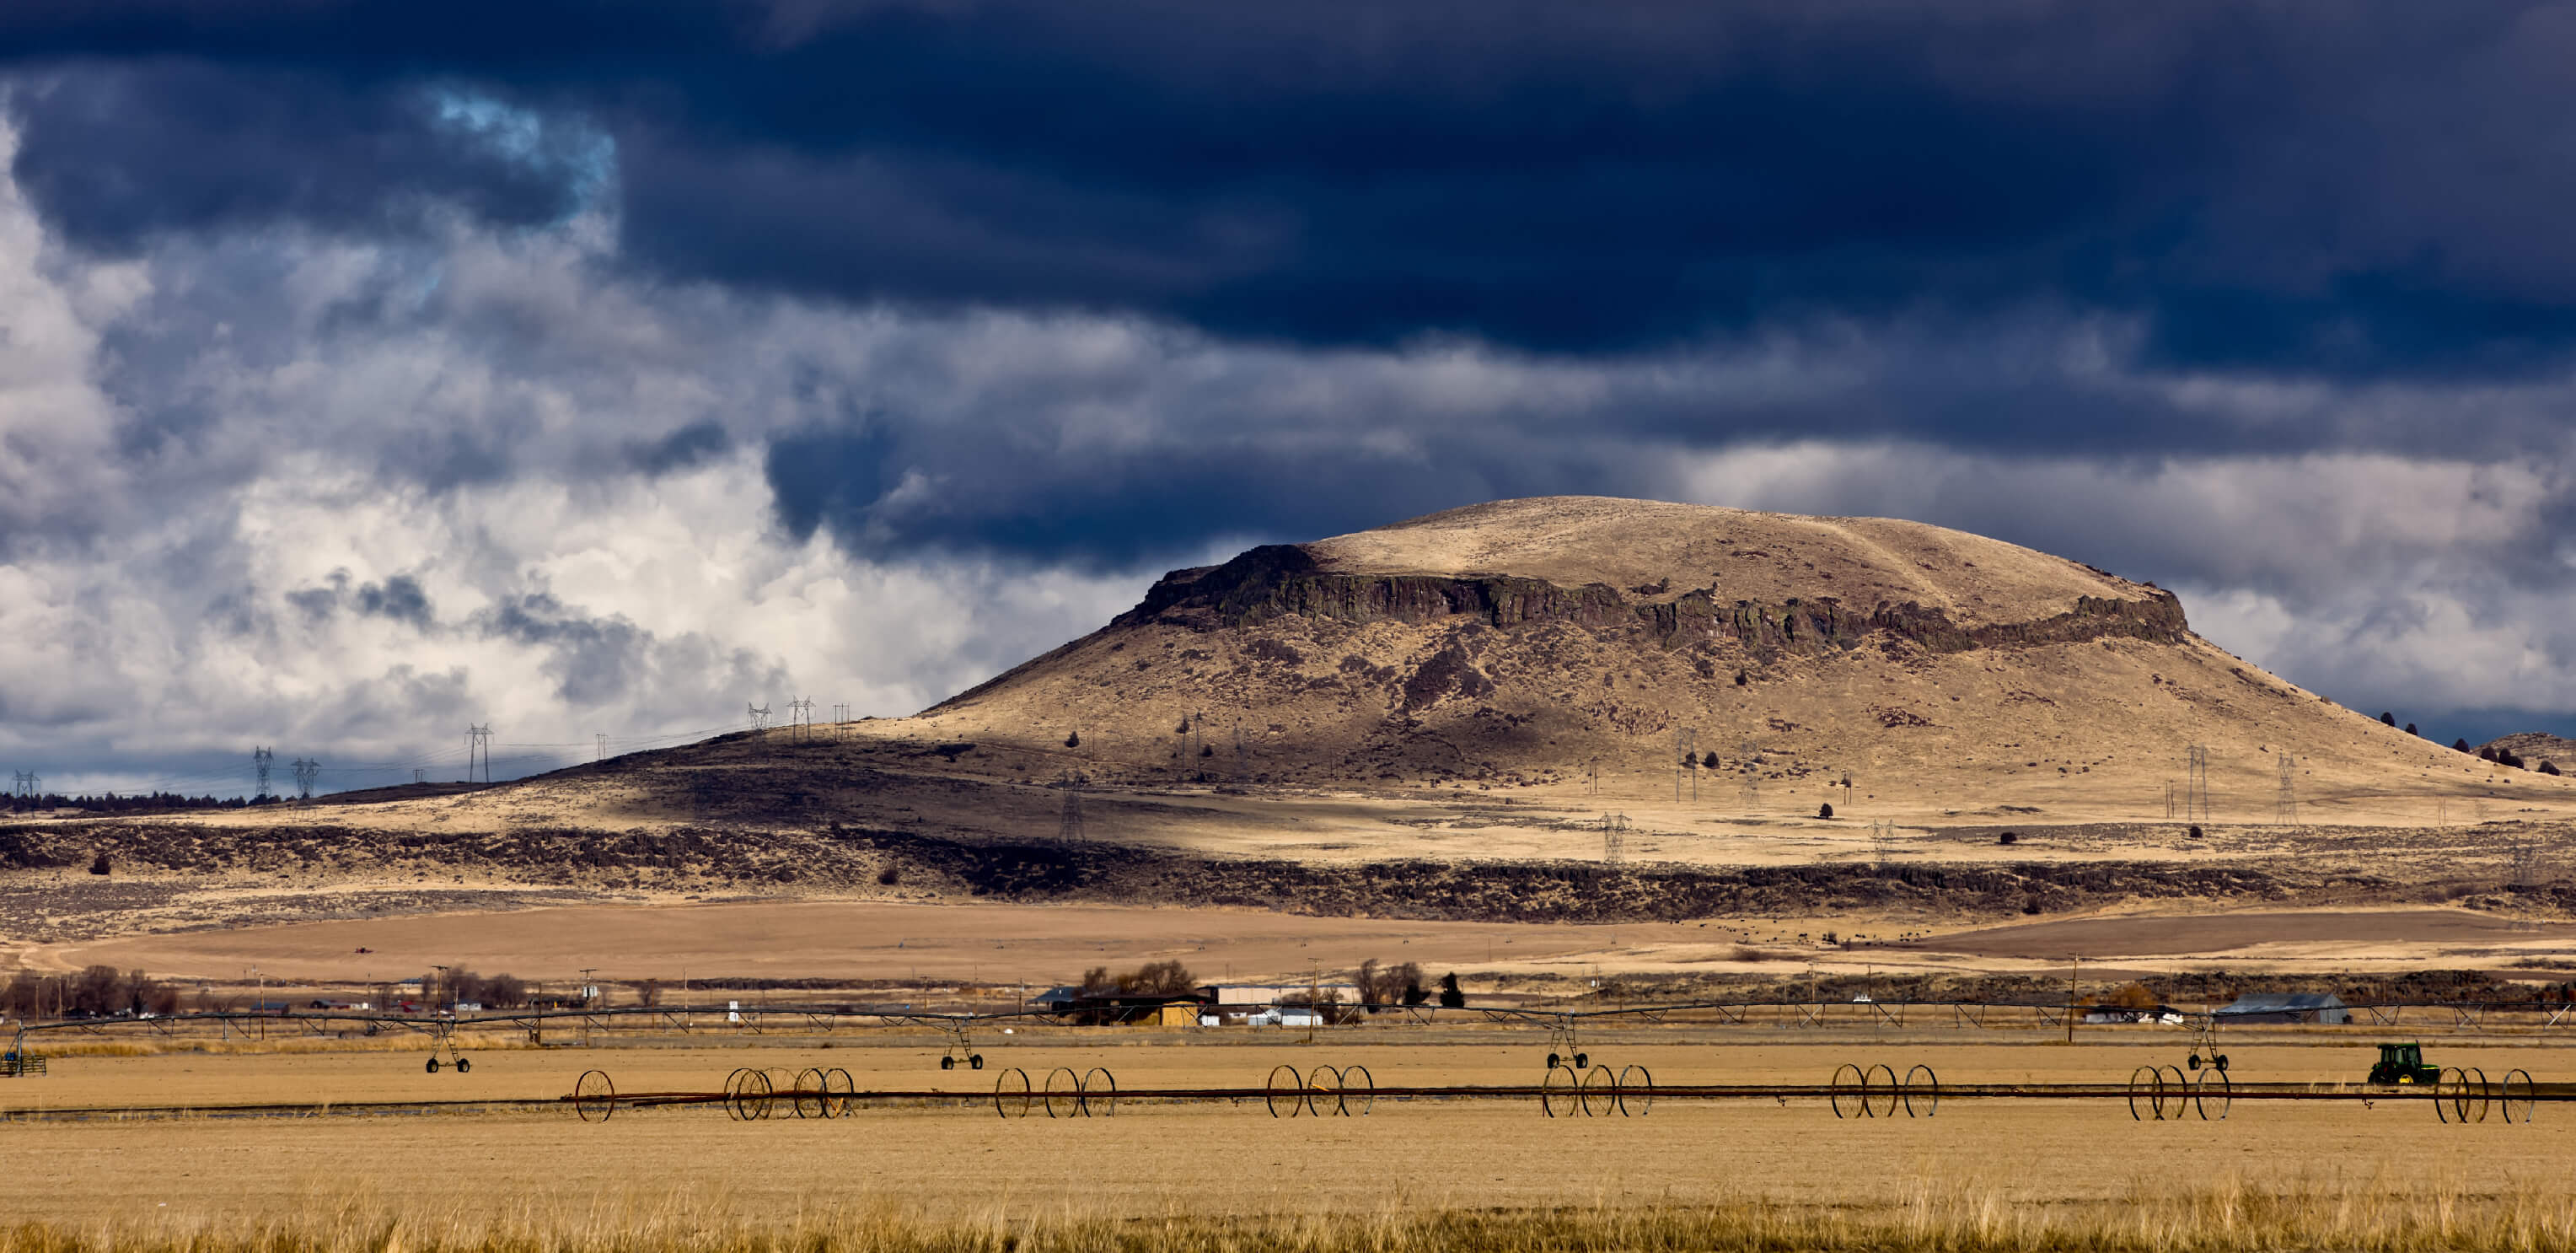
[253,746,274,800]
[2185,745,2211,825]
[1676,727,1697,803]
[466,725,492,784]
[2065,958,2080,1045]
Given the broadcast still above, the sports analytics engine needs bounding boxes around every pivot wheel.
[970,1055,985,1070]
[455,1057,470,1073]
[941,1056,956,1070]
[426,1057,441,1073]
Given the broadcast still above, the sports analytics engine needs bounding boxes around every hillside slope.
[911,497,2558,826]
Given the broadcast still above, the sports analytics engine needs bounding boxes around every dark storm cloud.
[476,592,648,706]
[354,574,433,628]
[8,2,2576,374]
[8,62,592,253]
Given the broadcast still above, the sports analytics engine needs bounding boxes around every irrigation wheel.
[1042,1067,1081,1119]
[728,1068,773,1122]
[1540,1065,1576,1119]
[2437,1067,2463,1124]
[2127,1066,2159,1121]
[1081,1067,1117,1118]
[2159,1067,2188,1121]
[1902,1065,1939,1118]
[1578,1066,1616,1118]
[2461,1067,2492,1124]
[1342,1064,1376,1117]
[2192,1067,2231,1121]
[1831,1063,1865,1120]
[2503,1069,2536,1125]
[792,1067,828,1120]
[572,1069,615,1123]
[1618,1065,1655,1117]
[1266,1065,1307,1118]
[1865,1064,1899,1119]
[991,1067,1032,1120]
[1308,1065,1344,1117]
[823,1067,856,1119]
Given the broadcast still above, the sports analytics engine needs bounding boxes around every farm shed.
[2215,992,2348,1024]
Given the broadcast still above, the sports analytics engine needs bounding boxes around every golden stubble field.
[6,1033,2573,1230]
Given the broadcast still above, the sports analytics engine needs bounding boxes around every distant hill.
[2480,733,2576,772]
[916,496,2546,820]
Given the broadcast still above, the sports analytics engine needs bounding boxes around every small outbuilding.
[2215,992,2349,1025]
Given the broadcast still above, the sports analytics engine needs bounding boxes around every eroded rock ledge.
[1119,543,2189,654]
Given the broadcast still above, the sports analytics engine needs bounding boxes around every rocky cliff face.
[1119,540,2190,659]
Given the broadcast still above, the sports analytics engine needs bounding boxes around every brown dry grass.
[9,1178,2576,1253]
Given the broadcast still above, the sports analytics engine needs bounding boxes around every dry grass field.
[5,1031,2575,1250]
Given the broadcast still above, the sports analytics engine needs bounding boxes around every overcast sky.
[6,2,2576,796]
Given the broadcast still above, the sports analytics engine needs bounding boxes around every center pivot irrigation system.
[21,993,2576,1080]
[548,1061,2563,1127]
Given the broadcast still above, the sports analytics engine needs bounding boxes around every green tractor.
[2367,1041,2440,1085]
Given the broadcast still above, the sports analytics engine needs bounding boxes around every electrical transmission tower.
[9,771,35,799]
[1676,727,1698,802]
[467,724,493,783]
[1058,772,1087,843]
[1602,812,1629,863]
[2274,753,2297,825]
[596,734,609,762]
[747,702,771,731]
[2511,841,2541,889]
[253,746,274,800]
[1586,757,1599,796]
[788,696,815,742]
[292,758,319,800]
[2184,745,2211,825]
[1871,820,1897,868]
